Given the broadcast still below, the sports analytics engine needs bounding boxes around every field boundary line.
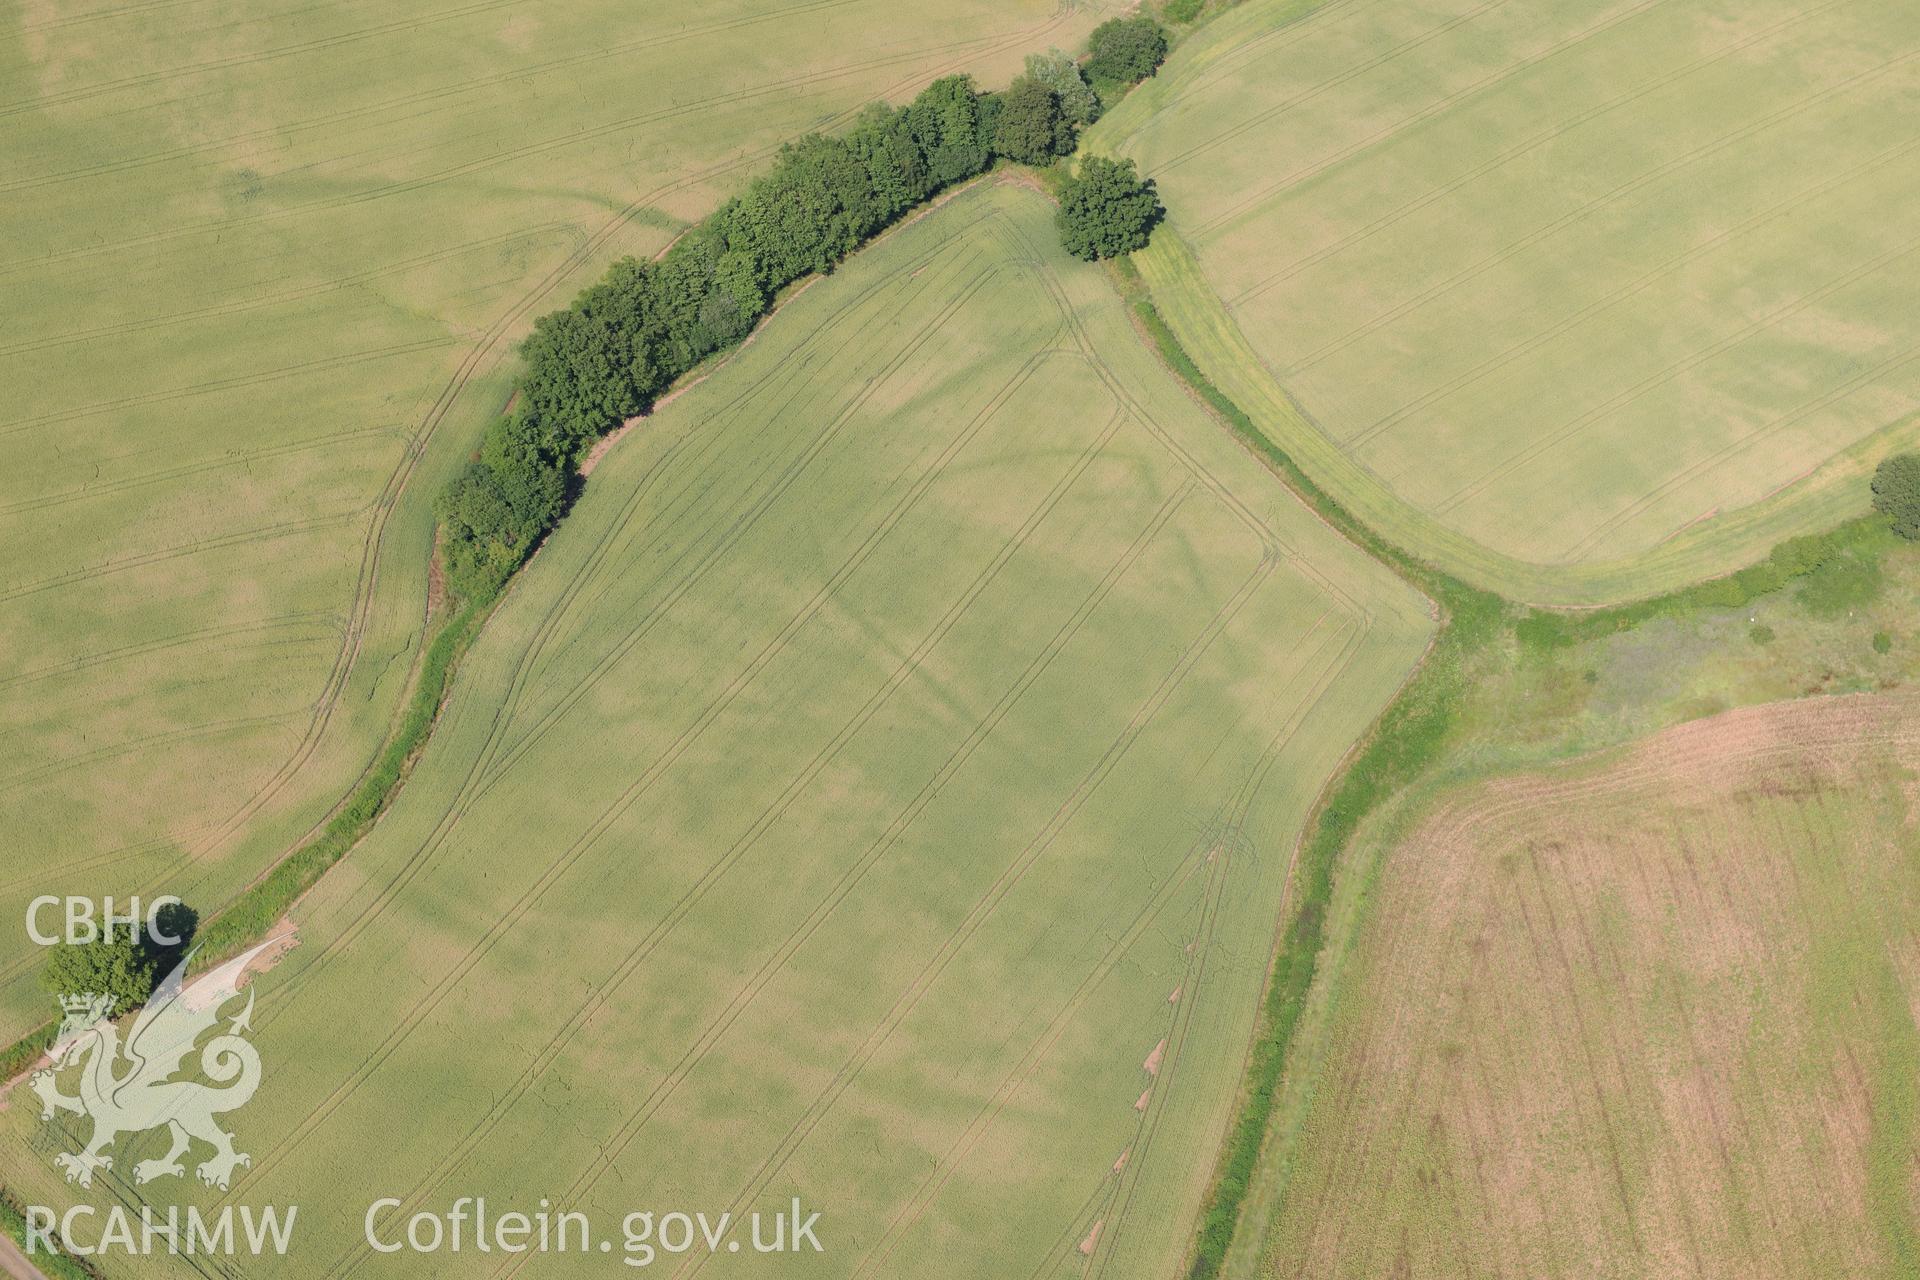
[845,600,1364,1277]
[236,249,1012,1037]
[487,478,1242,1273]
[1087,611,1375,1276]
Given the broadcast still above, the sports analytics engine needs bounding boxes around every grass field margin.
[1122,272,1488,1277]
[0,1189,93,1280]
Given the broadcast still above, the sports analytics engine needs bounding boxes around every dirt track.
[0,1231,52,1280]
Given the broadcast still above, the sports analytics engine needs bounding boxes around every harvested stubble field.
[0,0,1123,1047]
[1260,690,1920,1280]
[0,183,1432,1277]
[1090,0,1920,603]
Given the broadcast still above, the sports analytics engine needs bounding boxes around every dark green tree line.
[437,39,1168,604]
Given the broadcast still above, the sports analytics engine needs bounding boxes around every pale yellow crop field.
[1,182,1434,1279]
[0,0,1122,1046]
[1091,0,1920,603]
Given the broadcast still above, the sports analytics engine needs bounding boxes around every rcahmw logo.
[32,938,280,1191]
[24,1204,296,1260]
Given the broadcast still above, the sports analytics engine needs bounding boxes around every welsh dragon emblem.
[30,939,277,1192]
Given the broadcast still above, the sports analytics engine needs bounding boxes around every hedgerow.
[0,1022,54,1087]
[0,596,495,1085]
[437,72,1079,603]
[191,600,488,965]
[0,38,1179,1090]
[1513,516,1893,651]
[437,35,1177,606]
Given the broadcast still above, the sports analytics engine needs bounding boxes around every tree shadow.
[142,900,200,977]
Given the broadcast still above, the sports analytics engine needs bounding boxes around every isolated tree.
[1086,16,1169,85]
[1056,156,1163,260]
[1024,49,1100,126]
[1871,452,1920,539]
[994,77,1074,164]
[41,935,155,1017]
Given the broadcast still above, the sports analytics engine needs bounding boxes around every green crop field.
[1089,0,1920,604]
[0,181,1432,1277]
[1251,691,1920,1280]
[0,0,1123,1048]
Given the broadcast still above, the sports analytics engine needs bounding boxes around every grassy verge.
[1125,270,1482,603]
[193,599,489,964]
[0,598,491,1085]
[0,1190,97,1280]
[1185,610,1493,1278]
[1123,271,1499,1278]
[1514,515,1895,650]
[0,1024,54,1092]
[1105,209,1912,605]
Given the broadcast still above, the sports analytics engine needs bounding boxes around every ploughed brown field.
[1264,691,1920,1280]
